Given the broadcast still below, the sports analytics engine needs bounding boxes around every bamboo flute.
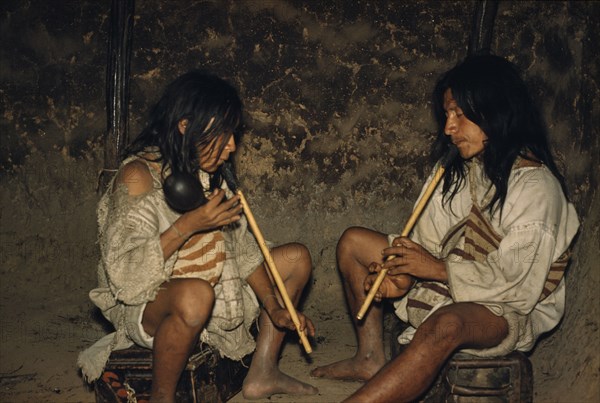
[356,147,458,320]
[237,191,312,354]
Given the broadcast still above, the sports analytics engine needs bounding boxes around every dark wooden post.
[100,0,135,190]
[468,0,499,55]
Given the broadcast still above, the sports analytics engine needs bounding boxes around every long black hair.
[431,54,568,215]
[125,70,242,194]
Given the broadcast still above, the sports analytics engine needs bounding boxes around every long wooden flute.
[237,191,313,354]
[356,147,458,320]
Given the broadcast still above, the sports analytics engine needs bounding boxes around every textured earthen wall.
[1,1,598,400]
[1,0,107,298]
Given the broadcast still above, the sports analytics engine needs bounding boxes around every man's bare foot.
[310,356,385,381]
[242,369,319,400]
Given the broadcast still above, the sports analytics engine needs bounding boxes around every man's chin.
[458,148,484,160]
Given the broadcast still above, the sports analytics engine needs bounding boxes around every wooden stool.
[422,351,533,402]
[94,343,252,403]
[389,318,533,402]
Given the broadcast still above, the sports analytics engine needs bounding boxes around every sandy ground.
[228,320,365,403]
[0,288,370,403]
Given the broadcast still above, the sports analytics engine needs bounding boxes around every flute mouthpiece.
[221,161,239,193]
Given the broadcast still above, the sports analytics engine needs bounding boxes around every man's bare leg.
[142,279,215,403]
[242,243,319,399]
[343,302,509,403]
[311,227,399,381]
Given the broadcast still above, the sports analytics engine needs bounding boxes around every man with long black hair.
[312,54,579,402]
[79,71,318,402]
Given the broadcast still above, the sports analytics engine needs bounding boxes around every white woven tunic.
[78,156,263,381]
[392,158,579,355]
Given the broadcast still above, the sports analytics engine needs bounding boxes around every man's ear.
[178,119,189,135]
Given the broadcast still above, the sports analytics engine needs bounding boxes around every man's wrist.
[262,293,281,316]
[439,260,449,284]
[173,218,193,239]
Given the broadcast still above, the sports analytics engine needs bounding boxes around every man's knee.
[415,309,469,351]
[336,226,364,264]
[290,242,312,270]
[171,279,215,328]
[417,305,507,348]
[279,242,312,283]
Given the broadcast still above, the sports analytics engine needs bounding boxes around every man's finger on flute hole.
[398,236,416,248]
[298,316,306,331]
[382,256,398,269]
[387,262,408,274]
[385,255,408,269]
[383,245,404,258]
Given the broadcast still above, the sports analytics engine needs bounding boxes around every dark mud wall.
[1,1,598,401]
[1,0,107,327]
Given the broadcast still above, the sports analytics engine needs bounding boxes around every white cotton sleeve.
[447,224,558,316]
[409,163,466,258]
[100,185,174,306]
[446,167,579,316]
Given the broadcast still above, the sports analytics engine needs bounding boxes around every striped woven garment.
[405,157,571,327]
[169,165,231,286]
[441,204,570,301]
[170,230,226,286]
[405,202,570,327]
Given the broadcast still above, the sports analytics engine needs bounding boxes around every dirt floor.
[0,284,367,403]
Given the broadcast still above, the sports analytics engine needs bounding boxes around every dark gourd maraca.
[163,161,238,213]
[163,171,204,212]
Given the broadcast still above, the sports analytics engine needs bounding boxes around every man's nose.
[444,118,456,136]
[225,136,236,152]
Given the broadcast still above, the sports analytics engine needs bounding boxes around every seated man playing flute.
[311,53,579,402]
